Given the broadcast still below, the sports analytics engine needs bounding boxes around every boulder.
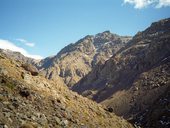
[21,64,39,76]
[0,68,8,76]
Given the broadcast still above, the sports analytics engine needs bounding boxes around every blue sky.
[0,0,170,59]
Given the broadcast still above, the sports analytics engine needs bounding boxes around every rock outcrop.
[21,64,39,76]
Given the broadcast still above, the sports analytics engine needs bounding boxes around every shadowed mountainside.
[72,18,170,128]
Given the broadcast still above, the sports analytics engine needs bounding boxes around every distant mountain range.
[0,18,170,128]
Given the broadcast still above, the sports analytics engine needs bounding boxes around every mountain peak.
[36,31,131,87]
[95,30,117,38]
[151,18,170,27]
[102,30,111,34]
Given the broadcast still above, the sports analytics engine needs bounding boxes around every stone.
[107,107,113,113]
[34,113,47,125]
[8,118,13,123]
[2,101,10,105]
[0,68,8,76]
[54,117,61,125]
[21,64,39,76]
[12,102,19,108]
[61,119,69,126]
[31,116,36,121]
[21,73,32,84]
[4,125,8,128]
[0,124,8,128]
[4,112,11,118]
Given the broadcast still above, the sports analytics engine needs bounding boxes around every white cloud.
[16,38,35,47]
[25,42,35,47]
[123,0,170,9]
[124,0,154,9]
[16,38,27,42]
[0,39,43,59]
[156,0,170,8]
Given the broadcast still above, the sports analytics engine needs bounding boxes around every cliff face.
[0,51,133,128]
[72,18,170,127]
[37,31,131,87]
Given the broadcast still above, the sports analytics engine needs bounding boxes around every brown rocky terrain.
[72,18,170,128]
[36,31,131,87]
[133,85,170,128]
[0,52,133,127]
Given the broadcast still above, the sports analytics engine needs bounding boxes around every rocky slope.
[0,52,133,127]
[72,18,170,127]
[37,31,131,87]
[133,85,170,128]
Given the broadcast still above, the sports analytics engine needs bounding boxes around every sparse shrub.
[5,83,15,89]
[19,88,30,98]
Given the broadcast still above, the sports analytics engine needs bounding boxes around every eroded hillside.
[0,53,133,128]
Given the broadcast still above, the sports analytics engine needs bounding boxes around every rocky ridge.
[72,18,170,128]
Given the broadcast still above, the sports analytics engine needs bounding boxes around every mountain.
[72,18,170,128]
[0,50,133,127]
[1,18,169,128]
[0,49,39,65]
[37,31,132,87]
